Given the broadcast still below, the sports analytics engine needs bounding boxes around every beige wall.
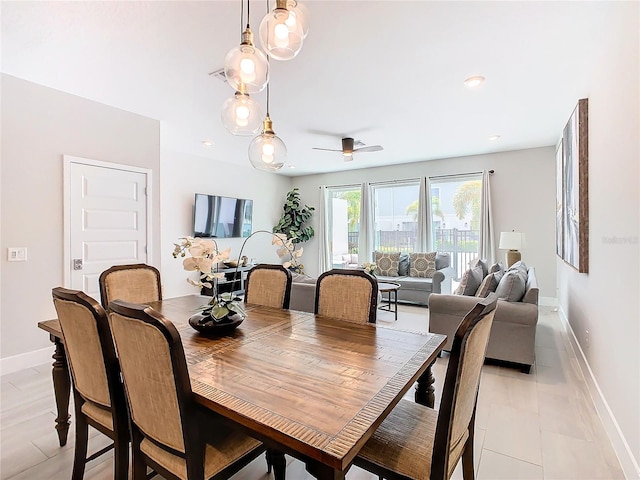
[291,147,557,298]
[0,74,161,361]
[557,2,639,473]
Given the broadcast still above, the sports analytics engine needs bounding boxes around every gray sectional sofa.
[376,252,455,306]
[428,261,539,372]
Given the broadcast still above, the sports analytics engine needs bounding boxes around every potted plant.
[273,188,314,273]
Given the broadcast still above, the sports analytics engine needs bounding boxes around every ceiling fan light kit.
[312,137,384,162]
[259,0,304,61]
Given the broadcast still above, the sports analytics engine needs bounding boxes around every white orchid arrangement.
[172,237,246,321]
[172,232,304,321]
[361,262,377,276]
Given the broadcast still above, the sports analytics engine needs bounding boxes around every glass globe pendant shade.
[259,0,304,61]
[248,116,287,172]
[286,0,309,38]
[221,90,263,136]
[224,27,269,94]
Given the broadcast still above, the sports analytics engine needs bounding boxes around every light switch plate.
[7,247,27,262]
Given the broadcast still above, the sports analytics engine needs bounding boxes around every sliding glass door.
[327,187,361,267]
[372,181,420,253]
[430,174,482,279]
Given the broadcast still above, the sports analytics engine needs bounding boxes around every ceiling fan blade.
[354,145,384,153]
[312,147,343,152]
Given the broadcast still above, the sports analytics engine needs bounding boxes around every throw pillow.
[454,265,484,295]
[489,262,504,274]
[374,251,401,277]
[495,270,526,302]
[470,258,489,278]
[409,252,437,278]
[475,272,500,297]
[398,253,410,276]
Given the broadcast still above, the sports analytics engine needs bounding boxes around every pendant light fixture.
[224,0,269,94]
[221,83,263,135]
[248,80,287,171]
[286,0,309,38]
[259,0,304,61]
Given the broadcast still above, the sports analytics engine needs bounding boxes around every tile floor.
[0,305,625,479]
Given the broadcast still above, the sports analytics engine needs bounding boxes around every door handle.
[73,259,83,271]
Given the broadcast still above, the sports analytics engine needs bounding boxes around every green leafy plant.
[273,187,315,244]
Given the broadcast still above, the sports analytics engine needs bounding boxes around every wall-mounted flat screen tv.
[193,193,253,238]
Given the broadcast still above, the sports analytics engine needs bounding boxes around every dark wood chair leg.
[71,408,89,480]
[113,434,129,480]
[462,412,476,480]
[267,449,286,480]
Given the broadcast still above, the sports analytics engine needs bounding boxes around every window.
[327,187,361,267]
[430,174,482,278]
[372,181,420,253]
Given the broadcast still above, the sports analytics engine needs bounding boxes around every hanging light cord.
[240,0,244,32]
[246,0,250,28]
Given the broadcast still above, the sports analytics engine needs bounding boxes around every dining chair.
[99,263,162,309]
[315,268,378,323]
[108,299,285,480]
[353,293,498,480]
[51,287,129,480]
[244,264,292,309]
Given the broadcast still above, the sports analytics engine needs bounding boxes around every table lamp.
[499,231,524,267]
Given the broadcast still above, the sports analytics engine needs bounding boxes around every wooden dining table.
[38,294,446,479]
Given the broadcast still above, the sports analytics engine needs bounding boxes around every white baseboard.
[557,306,640,479]
[0,347,53,376]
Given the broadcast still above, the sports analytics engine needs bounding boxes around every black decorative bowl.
[188,312,244,335]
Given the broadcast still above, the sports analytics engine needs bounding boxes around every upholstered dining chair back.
[315,269,378,323]
[108,300,269,480]
[99,263,162,309]
[51,287,129,480]
[244,264,292,309]
[354,294,497,480]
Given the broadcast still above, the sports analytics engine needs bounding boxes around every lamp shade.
[248,116,287,172]
[499,231,524,250]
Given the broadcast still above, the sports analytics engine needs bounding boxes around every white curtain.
[318,186,331,273]
[417,177,433,252]
[358,182,374,263]
[479,170,496,263]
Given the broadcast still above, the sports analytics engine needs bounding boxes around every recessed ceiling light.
[488,135,501,141]
[464,75,485,88]
[288,165,296,169]
[201,140,214,147]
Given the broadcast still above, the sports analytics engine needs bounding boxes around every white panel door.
[68,159,149,299]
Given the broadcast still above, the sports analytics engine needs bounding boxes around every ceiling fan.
[312,137,383,162]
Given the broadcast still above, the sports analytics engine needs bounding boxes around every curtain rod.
[318,183,361,190]
[429,170,494,180]
[369,178,421,187]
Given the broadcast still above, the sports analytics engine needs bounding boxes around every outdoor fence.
[347,228,478,280]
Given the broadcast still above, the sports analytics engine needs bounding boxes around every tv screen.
[193,193,253,238]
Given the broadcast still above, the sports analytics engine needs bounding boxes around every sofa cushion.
[435,252,450,270]
[495,269,526,302]
[454,265,484,295]
[409,252,437,278]
[374,251,400,277]
[470,258,489,278]
[475,271,502,297]
[489,262,504,274]
[398,253,410,276]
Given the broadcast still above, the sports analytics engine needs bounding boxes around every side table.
[377,281,401,321]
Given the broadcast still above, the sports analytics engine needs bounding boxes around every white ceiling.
[1,1,606,176]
